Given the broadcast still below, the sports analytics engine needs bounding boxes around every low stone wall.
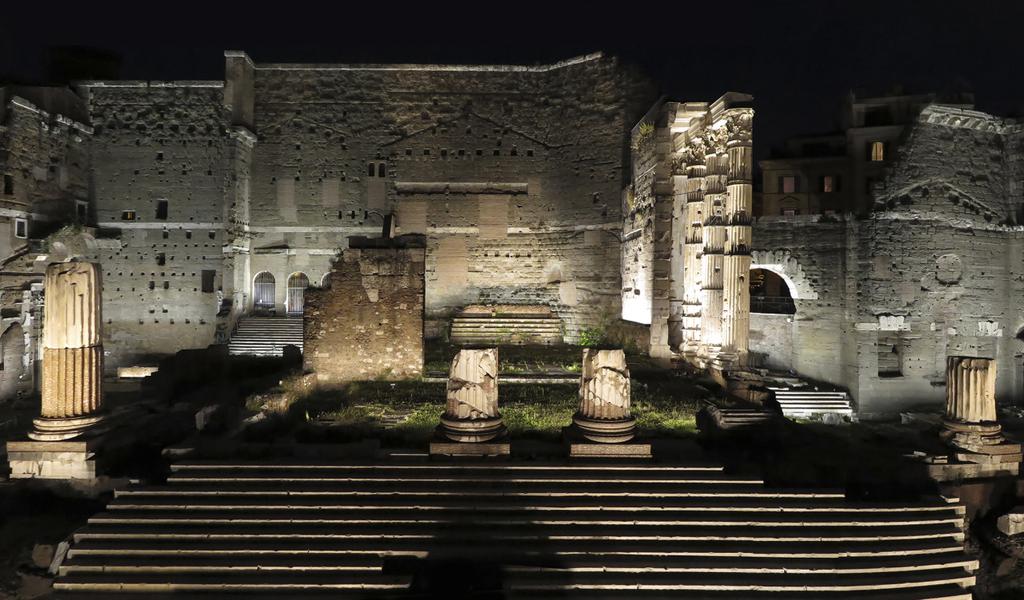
[304,240,425,384]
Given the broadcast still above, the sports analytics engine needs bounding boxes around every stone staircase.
[450,306,562,345]
[227,317,303,357]
[769,386,854,419]
[53,460,976,598]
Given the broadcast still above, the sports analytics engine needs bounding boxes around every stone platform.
[563,427,651,458]
[429,434,511,457]
[6,438,101,480]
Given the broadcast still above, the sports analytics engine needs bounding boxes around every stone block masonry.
[303,237,425,384]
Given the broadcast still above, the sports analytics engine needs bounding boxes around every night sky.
[3,1,1023,160]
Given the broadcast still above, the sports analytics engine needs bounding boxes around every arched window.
[253,272,276,313]
[749,268,795,314]
[286,273,310,315]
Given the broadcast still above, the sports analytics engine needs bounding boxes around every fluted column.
[945,357,997,423]
[438,348,506,443]
[681,165,705,356]
[718,109,754,367]
[30,261,106,441]
[940,356,1021,465]
[572,349,635,443]
[700,151,727,359]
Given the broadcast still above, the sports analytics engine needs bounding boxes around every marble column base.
[438,415,507,443]
[27,413,107,442]
[571,413,637,444]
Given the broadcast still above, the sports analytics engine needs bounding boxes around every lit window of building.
[870,141,885,161]
[780,175,797,194]
[822,175,835,193]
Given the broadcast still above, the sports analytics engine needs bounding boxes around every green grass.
[287,373,706,446]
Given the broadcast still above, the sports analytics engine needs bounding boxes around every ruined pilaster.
[680,151,707,357]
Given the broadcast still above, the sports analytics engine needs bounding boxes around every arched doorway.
[0,324,25,402]
[253,272,276,313]
[286,273,310,316]
[749,268,795,314]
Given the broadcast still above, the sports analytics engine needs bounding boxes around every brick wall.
[303,240,425,384]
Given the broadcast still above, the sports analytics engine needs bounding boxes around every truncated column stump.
[430,348,510,456]
[566,349,651,458]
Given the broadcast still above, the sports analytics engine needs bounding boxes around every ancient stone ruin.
[431,348,508,455]
[573,349,634,441]
[303,235,426,384]
[940,356,1022,471]
[7,261,107,479]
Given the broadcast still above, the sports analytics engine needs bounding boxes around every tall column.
[700,149,727,360]
[718,109,754,367]
[941,356,1021,465]
[29,261,106,441]
[680,158,706,357]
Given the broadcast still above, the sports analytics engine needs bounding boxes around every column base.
[571,413,637,444]
[27,414,108,442]
[430,427,510,457]
[437,415,507,443]
[940,419,1022,465]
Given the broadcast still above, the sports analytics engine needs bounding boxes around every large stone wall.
[248,54,655,340]
[751,106,1024,418]
[78,82,236,368]
[303,240,425,383]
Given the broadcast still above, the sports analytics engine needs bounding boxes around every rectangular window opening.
[121,210,136,221]
[877,334,903,377]
[14,218,27,239]
[156,200,169,220]
[201,270,216,293]
[3,174,13,195]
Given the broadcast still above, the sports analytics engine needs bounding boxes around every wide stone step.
[60,550,977,575]
[169,462,726,474]
[73,522,965,544]
[53,572,410,593]
[105,495,963,514]
[50,584,976,600]
[497,567,975,592]
[52,568,974,593]
[87,509,964,528]
[67,537,969,559]
[116,484,850,500]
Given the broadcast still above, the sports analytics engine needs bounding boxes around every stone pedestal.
[567,349,650,458]
[938,357,1021,473]
[430,348,509,456]
[8,261,108,479]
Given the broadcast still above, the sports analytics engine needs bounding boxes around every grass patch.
[286,372,707,446]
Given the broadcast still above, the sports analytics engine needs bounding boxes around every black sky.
[2,0,1023,158]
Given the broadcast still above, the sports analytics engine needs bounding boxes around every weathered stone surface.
[940,357,1022,467]
[447,348,499,419]
[304,244,425,384]
[997,507,1024,536]
[572,348,637,444]
[945,356,997,424]
[436,348,506,444]
[42,261,101,350]
[27,261,106,444]
[578,349,631,419]
[40,347,102,419]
